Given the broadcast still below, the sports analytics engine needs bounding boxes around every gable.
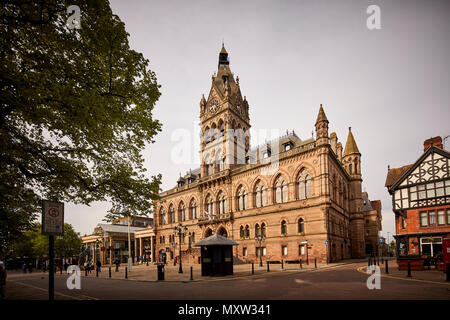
[399,150,449,187]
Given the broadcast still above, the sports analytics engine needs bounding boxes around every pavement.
[358,259,449,285]
[3,258,450,300]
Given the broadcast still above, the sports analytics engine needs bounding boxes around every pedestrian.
[43,261,47,273]
[28,262,33,273]
[96,260,101,273]
[114,259,120,272]
[64,262,69,271]
[0,262,6,300]
[87,261,91,274]
[83,261,87,273]
[22,262,27,273]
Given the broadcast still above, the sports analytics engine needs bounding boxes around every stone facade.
[153,46,366,264]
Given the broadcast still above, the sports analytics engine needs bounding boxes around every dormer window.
[283,141,294,151]
[262,150,271,159]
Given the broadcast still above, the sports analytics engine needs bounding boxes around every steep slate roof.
[343,127,360,156]
[362,192,373,211]
[194,234,239,246]
[385,164,413,188]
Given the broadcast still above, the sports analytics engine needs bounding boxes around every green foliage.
[8,223,82,258]
[0,0,162,251]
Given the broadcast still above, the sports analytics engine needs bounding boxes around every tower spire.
[343,127,360,156]
[219,43,229,67]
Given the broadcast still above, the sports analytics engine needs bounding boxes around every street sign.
[42,200,64,235]
[325,240,328,245]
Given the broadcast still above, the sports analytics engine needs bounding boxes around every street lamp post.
[174,223,188,274]
[171,241,177,266]
[255,235,265,267]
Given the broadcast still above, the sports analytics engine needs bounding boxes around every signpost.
[42,200,64,301]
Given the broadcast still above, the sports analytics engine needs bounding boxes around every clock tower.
[199,45,251,177]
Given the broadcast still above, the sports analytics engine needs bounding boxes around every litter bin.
[157,264,165,281]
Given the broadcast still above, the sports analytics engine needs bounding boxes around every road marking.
[9,280,83,300]
[357,266,450,286]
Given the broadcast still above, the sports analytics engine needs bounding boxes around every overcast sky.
[61,0,450,241]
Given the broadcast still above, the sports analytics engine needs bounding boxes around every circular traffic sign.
[48,207,59,217]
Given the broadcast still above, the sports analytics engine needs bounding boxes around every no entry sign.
[42,200,64,235]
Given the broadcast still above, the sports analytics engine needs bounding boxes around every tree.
[8,222,82,260]
[0,0,162,251]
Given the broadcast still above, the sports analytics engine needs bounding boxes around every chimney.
[424,136,443,152]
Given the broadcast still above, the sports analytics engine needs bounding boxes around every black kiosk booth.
[194,234,238,276]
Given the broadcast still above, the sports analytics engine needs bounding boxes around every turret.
[315,104,329,147]
[343,127,364,258]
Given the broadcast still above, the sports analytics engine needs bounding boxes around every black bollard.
[96,267,98,277]
[267,261,270,272]
[300,259,302,269]
[125,266,128,279]
[190,266,193,281]
[252,263,254,275]
[446,262,450,282]
[281,259,284,269]
[109,266,111,278]
[385,259,389,274]
[407,260,411,278]
[314,258,317,269]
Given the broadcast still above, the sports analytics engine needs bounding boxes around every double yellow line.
[357,266,450,286]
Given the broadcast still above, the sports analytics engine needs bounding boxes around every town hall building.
[153,45,367,264]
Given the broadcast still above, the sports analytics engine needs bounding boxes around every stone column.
[139,237,143,259]
[150,236,154,262]
[134,238,138,262]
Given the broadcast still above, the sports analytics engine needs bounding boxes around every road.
[5,262,450,300]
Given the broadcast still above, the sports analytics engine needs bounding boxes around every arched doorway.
[217,227,228,238]
[204,228,213,238]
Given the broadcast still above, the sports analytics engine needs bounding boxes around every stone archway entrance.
[204,228,213,238]
[217,226,228,238]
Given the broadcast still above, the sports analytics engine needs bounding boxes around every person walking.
[114,258,120,272]
[22,262,27,273]
[96,260,101,273]
[0,262,7,300]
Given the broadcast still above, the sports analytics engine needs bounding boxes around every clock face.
[209,100,219,113]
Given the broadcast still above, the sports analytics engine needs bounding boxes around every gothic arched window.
[205,194,214,217]
[217,191,227,215]
[159,207,166,226]
[255,224,261,237]
[245,225,250,238]
[189,199,198,220]
[240,226,244,239]
[179,202,186,221]
[275,176,288,203]
[237,186,247,211]
[261,223,266,237]
[255,181,267,208]
[298,170,313,200]
[168,204,175,224]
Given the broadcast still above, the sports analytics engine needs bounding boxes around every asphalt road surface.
[6,262,450,300]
